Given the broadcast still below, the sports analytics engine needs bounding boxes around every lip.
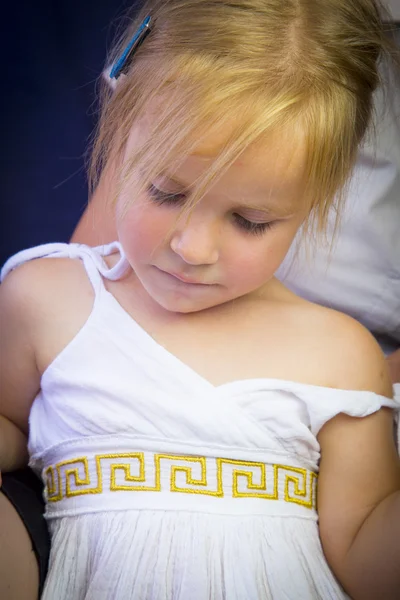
[157,267,212,286]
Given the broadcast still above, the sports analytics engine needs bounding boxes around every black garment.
[1,469,49,596]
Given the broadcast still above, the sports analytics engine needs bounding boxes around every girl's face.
[116,120,308,314]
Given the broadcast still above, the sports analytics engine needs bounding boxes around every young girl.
[1,1,400,599]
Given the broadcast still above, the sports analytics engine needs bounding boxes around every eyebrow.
[160,173,189,189]
[159,173,295,217]
[241,203,294,217]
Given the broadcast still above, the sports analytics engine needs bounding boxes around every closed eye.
[148,184,275,236]
[233,214,274,235]
[148,184,186,205]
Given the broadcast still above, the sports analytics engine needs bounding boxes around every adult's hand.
[387,348,400,384]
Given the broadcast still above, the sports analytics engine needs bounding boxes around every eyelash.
[147,184,274,236]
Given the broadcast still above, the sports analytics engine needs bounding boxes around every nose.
[170,214,220,266]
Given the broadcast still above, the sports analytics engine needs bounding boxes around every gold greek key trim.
[44,452,317,509]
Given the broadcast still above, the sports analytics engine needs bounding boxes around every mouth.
[156,267,212,286]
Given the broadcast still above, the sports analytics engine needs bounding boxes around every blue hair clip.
[110,15,152,79]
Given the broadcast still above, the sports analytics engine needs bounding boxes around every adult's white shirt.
[277,59,400,355]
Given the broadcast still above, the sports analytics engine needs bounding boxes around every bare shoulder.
[1,256,94,317]
[282,289,392,396]
[320,308,392,397]
[1,257,95,373]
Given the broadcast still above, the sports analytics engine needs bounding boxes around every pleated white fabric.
[44,512,345,600]
[2,242,399,600]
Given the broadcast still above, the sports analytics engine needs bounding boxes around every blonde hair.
[89,0,398,237]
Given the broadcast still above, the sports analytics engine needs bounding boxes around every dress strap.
[92,242,131,281]
[0,242,131,295]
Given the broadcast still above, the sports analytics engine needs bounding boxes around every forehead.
[194,127,305,180]
[180,124,308,210]
[127,107,308,205]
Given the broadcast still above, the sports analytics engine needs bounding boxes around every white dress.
[2,242,400,600]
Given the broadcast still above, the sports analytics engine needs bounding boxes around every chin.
[149,289,227,314]
[154,296,214,314]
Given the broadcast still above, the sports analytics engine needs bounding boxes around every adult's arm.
[71,170,116,246]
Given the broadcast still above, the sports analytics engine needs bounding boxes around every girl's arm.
[318,326,400,600]
[0,265,41,473]
[387,347,400,383]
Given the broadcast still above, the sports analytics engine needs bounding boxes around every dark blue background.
[0,1,140,266]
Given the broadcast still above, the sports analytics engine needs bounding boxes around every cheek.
[230,249,275,284]
[225,227,297,284]
[117,203,173,260]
